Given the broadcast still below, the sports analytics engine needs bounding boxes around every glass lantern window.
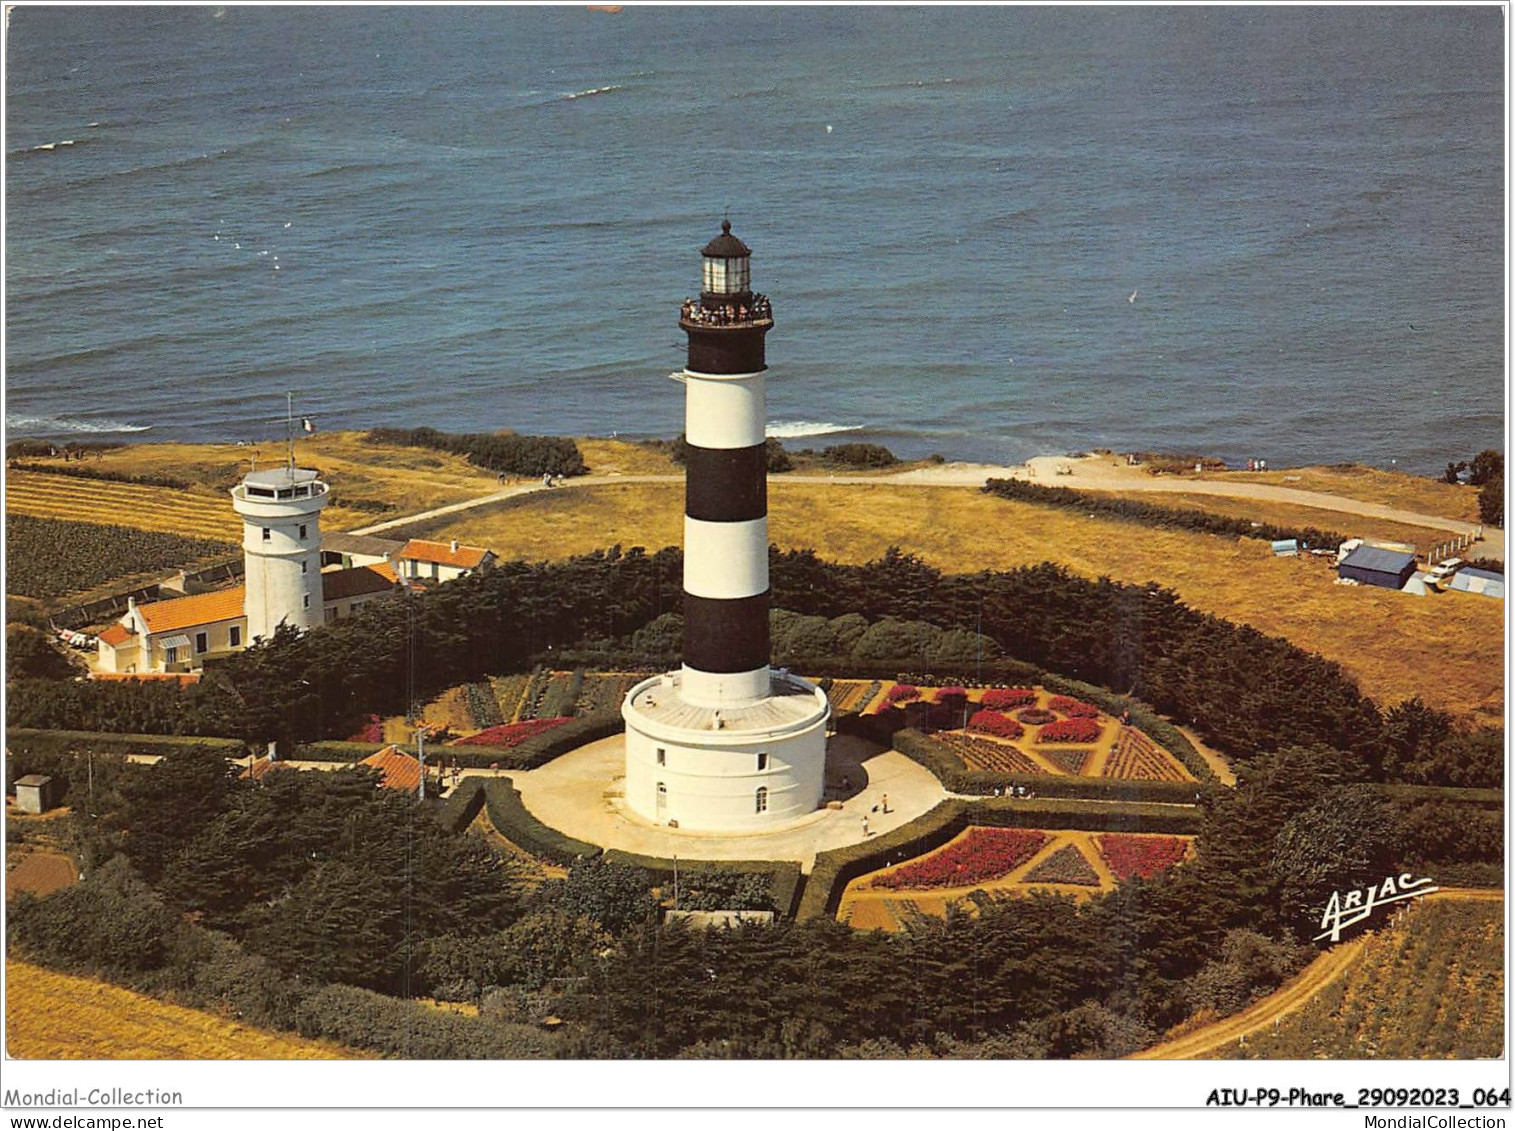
[703,256,749,294]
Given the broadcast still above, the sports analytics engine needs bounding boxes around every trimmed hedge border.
[797,796,1201,921]
[295,712,625,771]
[1375,784,1503,809]
[482,778,601,864]
[435,778,487,835]
[6,728,247,759]
[602,850,805,920]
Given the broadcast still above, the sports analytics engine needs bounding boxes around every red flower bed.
[1015,707,1058,726]
[346,714,383,743]
[1039,718,1102,744]
[874,828,1050,890]
[453,717,573,747]
[981,687,1037,710]
[934,685,969,703]
[884,683,920,704]
[966,709,1025,740]
[1047,695,1100,718]
[1095,834,1190,880]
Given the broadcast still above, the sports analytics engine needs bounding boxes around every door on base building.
[655,781,668,819]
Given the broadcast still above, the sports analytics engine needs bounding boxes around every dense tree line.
[983,478,1349,549]
[8,544,1498,787]
[362,427,586,478]
[1444,450,1503,528]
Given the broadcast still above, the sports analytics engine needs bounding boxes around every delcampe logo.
[1314,873,1439,943]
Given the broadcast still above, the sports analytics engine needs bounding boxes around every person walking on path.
[880,793,890,814]
[861,814,871,837]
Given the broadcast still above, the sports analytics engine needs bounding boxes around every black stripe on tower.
[684,591,770,674]
[685,444,767,523]
[684,324,768,375]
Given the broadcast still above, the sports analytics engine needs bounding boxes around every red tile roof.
[399,539,491,570]
[97,623,135,648]
[137,586,246,635]
[240,756,293,782]
[358,746,424,792]
[321,562,400,602]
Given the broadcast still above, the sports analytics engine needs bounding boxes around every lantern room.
[700,220,752,297]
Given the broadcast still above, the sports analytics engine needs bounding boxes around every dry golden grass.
[576,438,682,476]
[5,959,365,1059]
[1211,464,1482,523]
[425,481,1503,722]
[5,469,371,536]
[68,431,505,524]
[1088,489,1452,550]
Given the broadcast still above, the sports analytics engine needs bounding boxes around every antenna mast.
[285,391,295,470]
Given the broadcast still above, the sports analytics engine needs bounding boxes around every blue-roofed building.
[1337,545,1418,590]
[1448,567,1505,600]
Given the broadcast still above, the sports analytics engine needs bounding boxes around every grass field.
[1087,489,1455,550]
[1210,464,1483,524]
[416,480,1503,723]
[1206,896,1503,1060]
[4,960,364,1059]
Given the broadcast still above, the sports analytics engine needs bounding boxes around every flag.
[301,417,315,434]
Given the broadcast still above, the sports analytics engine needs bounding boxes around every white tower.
[621,223,831,832]
[231,464,329,641]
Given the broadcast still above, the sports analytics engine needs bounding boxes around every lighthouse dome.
[701,220,751,258]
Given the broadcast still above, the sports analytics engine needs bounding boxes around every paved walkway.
[494,733,948,871]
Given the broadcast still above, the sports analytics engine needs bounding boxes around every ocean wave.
[766,420,862,439]
[562,84,625,101]
[6,414,153,435]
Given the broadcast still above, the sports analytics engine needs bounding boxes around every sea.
[5,6,1505,473]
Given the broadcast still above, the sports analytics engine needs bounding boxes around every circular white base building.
[623,669,830,831]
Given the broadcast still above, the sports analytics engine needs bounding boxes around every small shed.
[1448,567,1505,600]
[1337,545,1417,591]
[1271,539,1300,557]
[14,774,58,814]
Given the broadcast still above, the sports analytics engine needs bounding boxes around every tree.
[1478,473,1502,528]
[540,857,660,933]
[1444,460,1468,485]
[1271,784,1404,938]
[6,624,79,681]
[1468,449,1503,487]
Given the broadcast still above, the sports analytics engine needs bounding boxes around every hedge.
[983,477,1350,551]
[1375,784,1504,809]
[435,778,488,835]
[292,981,555,1059]
[797,796,1203,921]
[295,712,624,771]
[601,850,805,920]
[482,778,601,865]
[6,728,246,761]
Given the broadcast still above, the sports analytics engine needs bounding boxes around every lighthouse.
[621,222,830,831]
[231,462,329,641]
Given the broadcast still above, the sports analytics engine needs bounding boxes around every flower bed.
[1040,747,1092,775]
[1021,843,1101,886]
[884,683,921,705]
[966,709,1024,740]
[935,732,1044,775]
[1039,718,1102,744]
[981,687,1037,711]
[345,714,383,744]
[1105,728,1191,781]
[873,827,1050,890]
[1047,695,1100,719]
[1094,834,1191,880]
[1015,708,1058,726]
[452,717,573,748]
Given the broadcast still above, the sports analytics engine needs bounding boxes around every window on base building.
[261,527,271,542]
[301,560,308,574]
[755,786,768,814]
[757,751,769,771]
[195,632,208,654]
[303,594,310,609]
[656,747,666,765]
[299,524,307,540]
[229,626,241,648]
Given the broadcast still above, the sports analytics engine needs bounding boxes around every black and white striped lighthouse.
[677,220,776,706]
[620,223,830,831]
